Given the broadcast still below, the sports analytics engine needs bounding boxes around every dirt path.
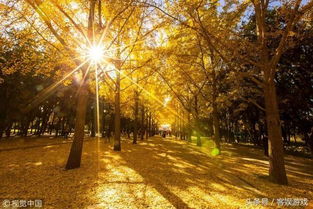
[0,136,312,208]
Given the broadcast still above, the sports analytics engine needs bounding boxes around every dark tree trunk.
[90,108,96,137]
[49,113,55,135]
[264,75,287,185]
[107,113,113,141]
[145,111,149,139]
[196,132,201,146]
[65,81,89,169]
[179,116,183,140]
[212,69,221,152]
[148,112,152,137]
[13,123,16,134]
[133,90,139,144]
[61,117,66,136]
[194,96,201,146]
[114,67,121,151]
[101,106,106,138]
[140,104,145,140]
[0,122,4,138]
[39,111,50,136]
[22,119,30,137]
[187,112,191,142]
[5,121,12,137]
[35,119,41,136]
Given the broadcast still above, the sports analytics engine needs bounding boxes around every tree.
[65,0,96,169]
[244,0,312,185]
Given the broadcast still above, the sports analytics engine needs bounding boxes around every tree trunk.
[0,121,4,138]
[145,111,149,139]
[179,115,183,140]
[212,106,220,150]
[133,90,139,144]
[187,112,191,142]
[182,111,186,140]
[264,76,288,185]
[193,95,201,146]
[196,134,201,146]
[140,104,145,140]
[65,81,89,169]
[148,112,152,137]
[107,112,113,141]
[101,101,106,138]
[212,69,221,152]
[196,119,201,146]
[90,107,96,137]
[114,67,121,151]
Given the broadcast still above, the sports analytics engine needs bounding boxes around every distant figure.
[162,131,166,138]
[64,124,70,139]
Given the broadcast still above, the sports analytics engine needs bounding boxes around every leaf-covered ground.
[0,136,312,208]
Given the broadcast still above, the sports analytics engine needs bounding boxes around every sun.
[87,46,104,62]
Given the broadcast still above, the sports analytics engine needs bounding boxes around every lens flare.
[88,46,104,62]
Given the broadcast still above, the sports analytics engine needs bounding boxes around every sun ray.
[76,62,93,97]
[98,19,113,47]
[100,59,186,122]
[25,59,90,112]
[95,64,101,137]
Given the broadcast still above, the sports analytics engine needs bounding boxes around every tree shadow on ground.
[112,137,268,208]
[114,136,313,208]
[218,142,313,191]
